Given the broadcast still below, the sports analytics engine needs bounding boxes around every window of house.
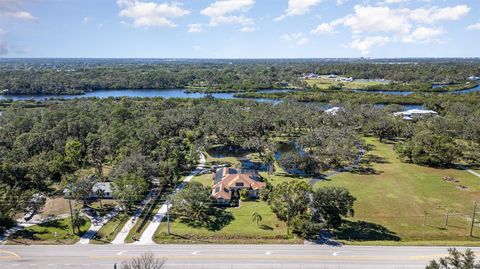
[235,182,244,187]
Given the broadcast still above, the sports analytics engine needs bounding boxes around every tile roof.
[211,168,266,201]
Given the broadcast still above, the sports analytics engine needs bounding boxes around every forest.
[1,58,479,95]
[1,97,480,232]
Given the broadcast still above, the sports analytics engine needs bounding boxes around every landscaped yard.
[153,201,301,244]
[7,217,91,245]
[315,137,480,245]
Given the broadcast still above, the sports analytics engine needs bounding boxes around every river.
[0,88,289,103]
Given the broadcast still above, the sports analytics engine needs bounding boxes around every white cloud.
[466,23,480,31]
[201,0,254,27]
[282,32,309,45]
[193,45,201,50]
[311,18,344,34]
[240,26,255,32]
[314,4,470,54]
[275,0,322,21]
[0,0,36,22]
[346,36,390,55]
[188,23,203,32]
[117,0,190,28]
[343,5,411,34]
[0,0,37,55]
[405,5,470,24]
[402,26,444,43]
[83,17,93,25]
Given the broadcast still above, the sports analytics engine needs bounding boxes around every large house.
[394,109,438,121]
[211,168,266,205]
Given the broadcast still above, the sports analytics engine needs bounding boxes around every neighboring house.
[212,168,266,205]
[468,76,480,81]
[90,182,113,199]
[324,106,342,115]
[393,109,438,121]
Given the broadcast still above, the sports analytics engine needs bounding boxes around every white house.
[468,76,480,81]
[324,106,342,115]
[394,109,438,120]
[90,182,113,199]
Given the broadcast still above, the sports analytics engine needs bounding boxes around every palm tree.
[251,212,262,226]
[95,189,105,209]
[261,152,275,179]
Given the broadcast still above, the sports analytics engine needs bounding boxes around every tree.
[95,188,105,209]
[157,159,180,188]
[260,152,275,178]
[65,140,83,170]
[121,252,165,269]
[239,189,249,201]
[311,186,356,229]
[268,181,311,234]
[395,130,461,167]
[251,212,262,226]
[112,173,149,211]
[71,176,96,208]
[426,248,479,269]
[170,182,213,225]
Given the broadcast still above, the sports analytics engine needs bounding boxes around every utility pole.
[166,198,171,235]
[423,211,427,226]
[470,197,478,237]
[64,186,75,234]
[445,210,449,227]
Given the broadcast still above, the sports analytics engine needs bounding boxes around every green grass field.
[7,217,91,245]
[153,201,300,244]
[304,77,384,90]
[315,137,480,244]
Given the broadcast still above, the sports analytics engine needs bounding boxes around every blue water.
[0,88,289,103]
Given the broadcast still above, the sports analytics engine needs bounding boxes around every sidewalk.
[76,207,120,244]
[110,190,155,245]
[136,154,206,245]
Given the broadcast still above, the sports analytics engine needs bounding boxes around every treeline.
[0,59,479,95]
[236,90,480,106]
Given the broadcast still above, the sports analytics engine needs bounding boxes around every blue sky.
[0,0,479,58]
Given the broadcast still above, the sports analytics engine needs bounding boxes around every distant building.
[303,73,320,79]
[90,182,113,199]
[211,168,266,205]
[468,76,480,81]
[394,109,438,121]
[324,106,342,115]
[328,74,337,78]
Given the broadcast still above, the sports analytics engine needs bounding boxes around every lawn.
[153,201,301,244]
[7,217,91,245]
[304,77,385,90]
[314,137,480,244]
[90,213,130,244]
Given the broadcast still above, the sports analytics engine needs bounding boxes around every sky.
[0,0,479,58]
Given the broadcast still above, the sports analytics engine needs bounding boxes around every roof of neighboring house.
[394,109,438,116]
[92,182,112,194]
[324,106,342,115]
[212,168,266,200]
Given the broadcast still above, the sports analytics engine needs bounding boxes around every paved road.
[0,244,472,269]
